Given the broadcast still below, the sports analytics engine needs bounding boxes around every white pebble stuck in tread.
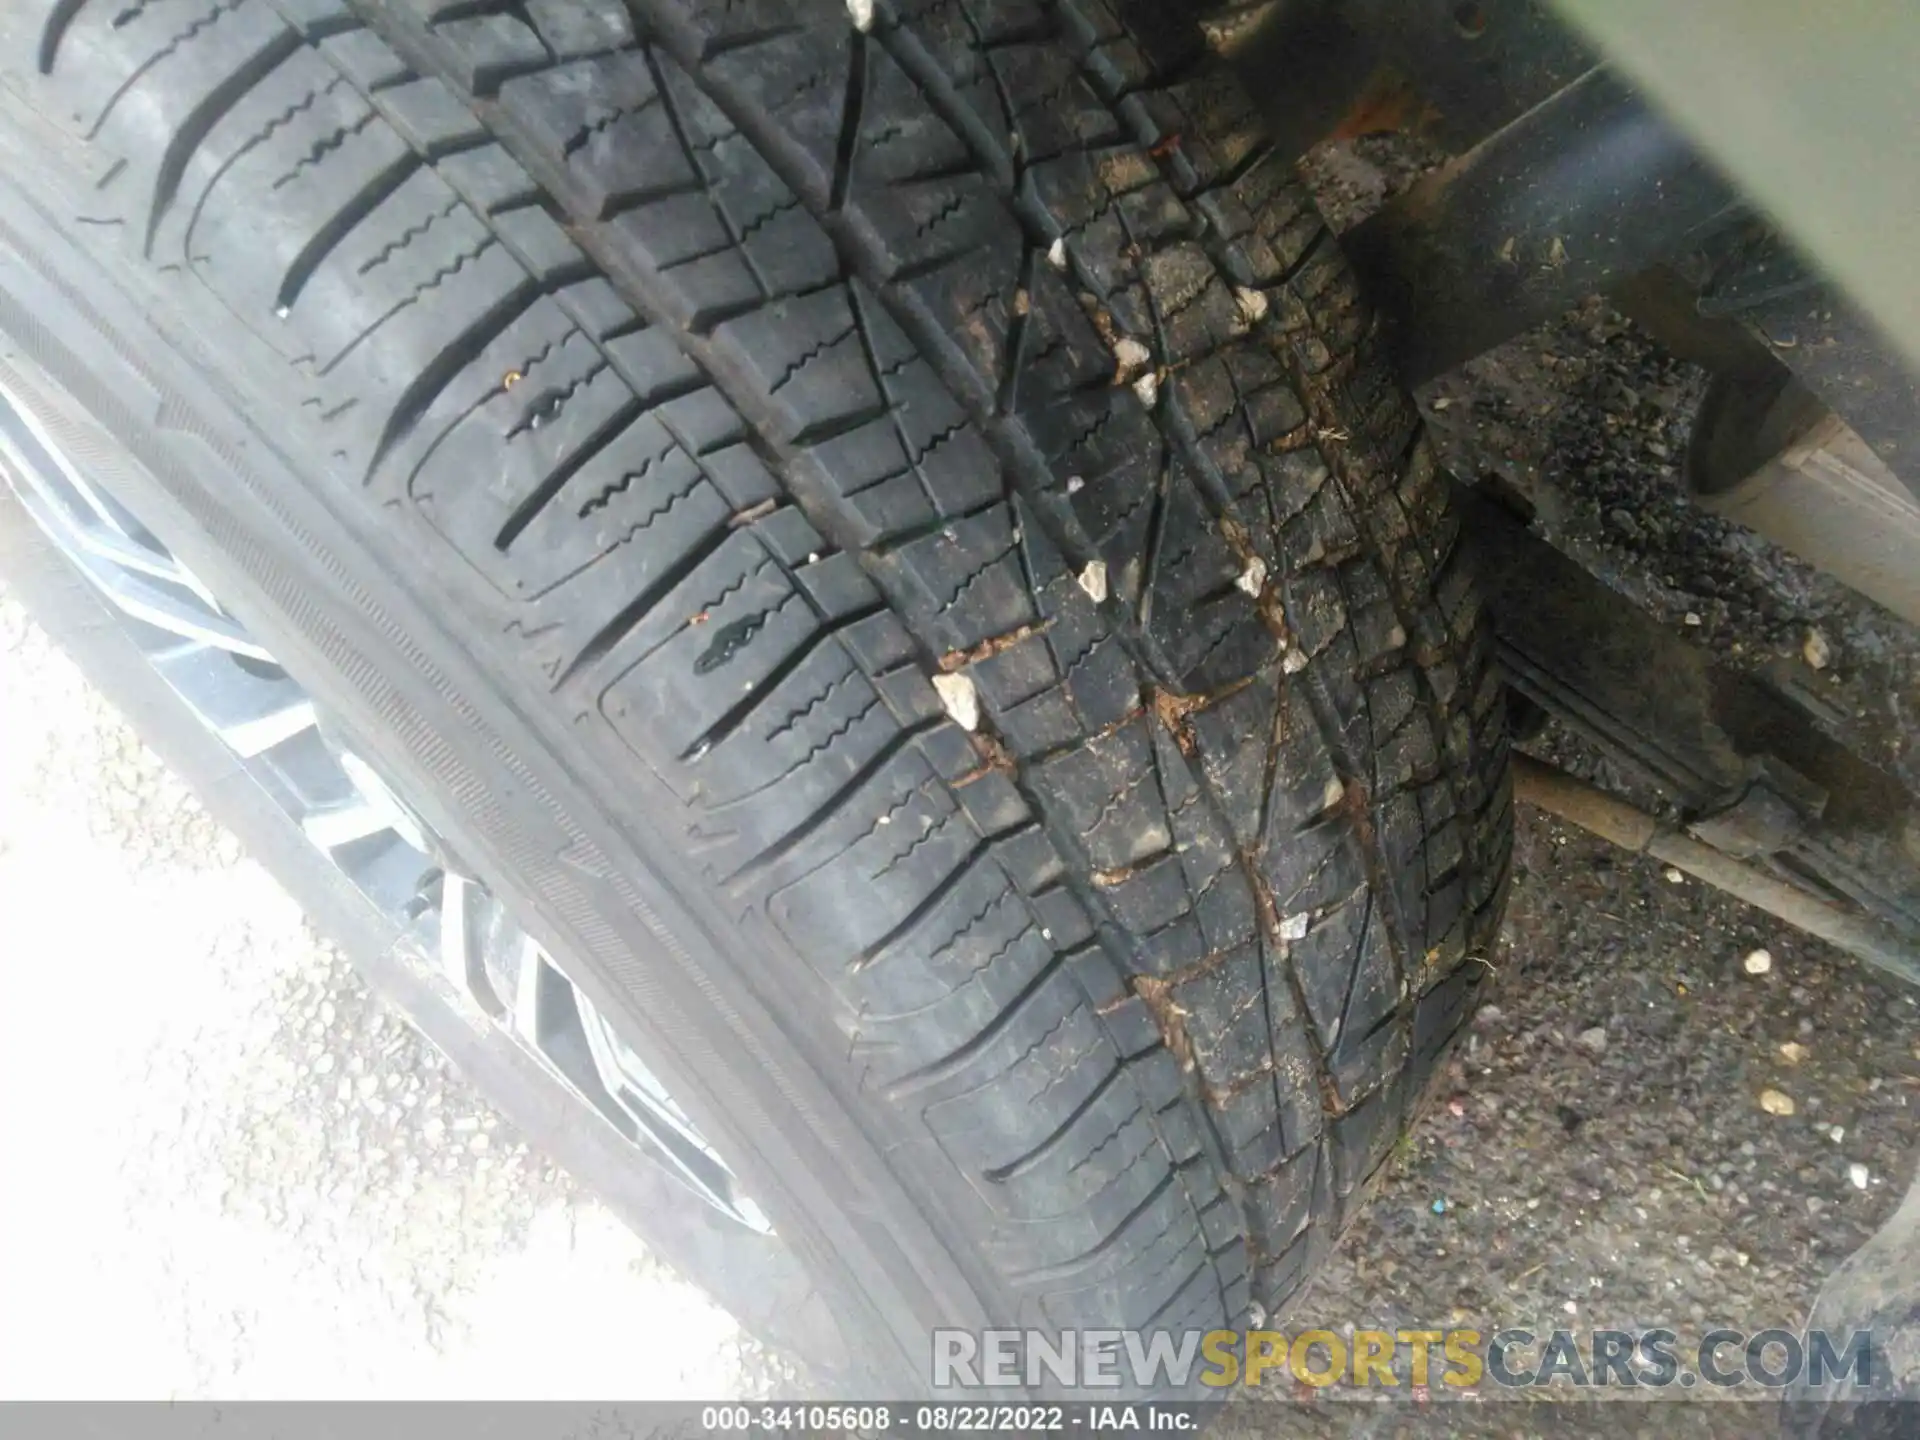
[931,672,980,731]
[1077,560,1108,604]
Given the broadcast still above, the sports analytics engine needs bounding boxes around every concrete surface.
[0,590,769,1399]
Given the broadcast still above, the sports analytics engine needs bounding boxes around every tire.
[0,0,1511,1393]
[0,479,840,1383]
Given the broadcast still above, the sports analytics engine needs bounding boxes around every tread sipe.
[18,0,1511,1354]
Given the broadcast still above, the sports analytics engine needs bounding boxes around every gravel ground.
[1,139,1915,1425]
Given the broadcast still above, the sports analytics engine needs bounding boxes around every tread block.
[429,13,551,95]
[498,51,692,218]
[1033,715,1169,873]
[595,528,819,755]
[768,754,989,960]
[869,502,1038,654]
[718,286,883,442]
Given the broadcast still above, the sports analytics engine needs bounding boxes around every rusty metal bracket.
[1341,68,1741,385]
[1215,0,1593,158]
[1464,485,1920,963]
[1216,3,1920,504]
[1513,755,1920,985]
[1690,758,1826,862]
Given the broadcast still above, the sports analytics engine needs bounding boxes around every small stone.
[1321,776,1345,812]
[469,1132,490,1153]
[1281,648,1309,675]
[1131,370,1160,408]
[1065,475,1085,494]
[1804,628,1833,671]
[1664,867,1686,884]
[1606,507,1643,542]
[1431,396,1451,411]
[1077,560,1108,603]
[1112,337,1152,381]
[1235,556,1267,598]
[931,672,980,731]
[1575,1026,1608,1054]
[1234,287,1268,325]
[1742,948,1773,976]
[1848,1163,1870,1191]
[1779,1041,1809,1065]
[846,0,875,30]
[1829,1124,1845,1144]
[1047,236,1068,270]
[1278,912,1310,942]
[1684,612,1703,627]
[1758,1088,1796,1117]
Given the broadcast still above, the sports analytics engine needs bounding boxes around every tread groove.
[274,149,423,311]
[492,392,646,551]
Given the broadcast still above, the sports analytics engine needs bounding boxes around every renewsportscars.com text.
[932,1327,1879,1393]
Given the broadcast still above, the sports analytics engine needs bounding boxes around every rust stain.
[727,498,778,528]
[1080,294,1122,352]
[952,730,1017,785]
[1327,66,1437,142]
[1148,942,1241,992]
[1206,1058,1278,1108]
[1150,687,1202,755]
[1148,676,1257,758]
[1314,1066,1351,1117]
[1133,975,1196,1073]
[938,620,1049,671]
[1080,705,1147,747]
[1336,771,1375,851]
[1264,421,1319,453]
[1091,847,1178,887]
[1243,849,1286,945]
